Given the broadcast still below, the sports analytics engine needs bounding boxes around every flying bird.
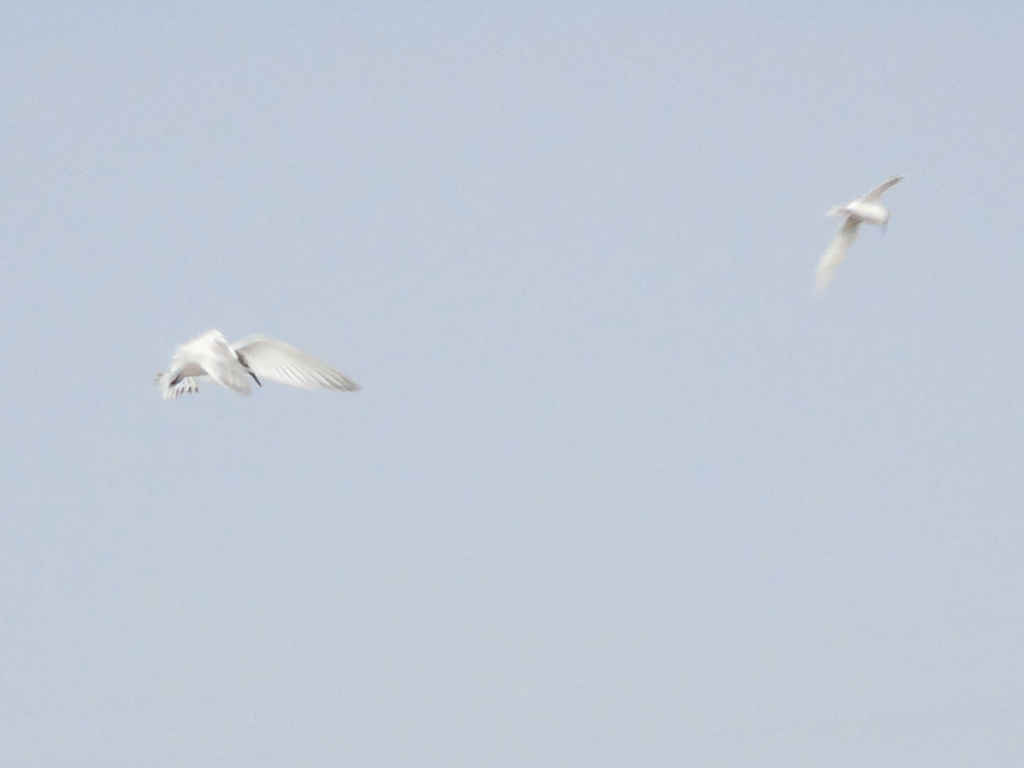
[816,175,903,292]
[157,329,360,399]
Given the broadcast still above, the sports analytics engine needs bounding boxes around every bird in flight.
[816,175,903,292]
[157,329,360,399]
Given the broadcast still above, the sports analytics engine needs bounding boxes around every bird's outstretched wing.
[233,336,360,391]
[816,217,859,293]
[862,175,903,202]
[158,374,201,399]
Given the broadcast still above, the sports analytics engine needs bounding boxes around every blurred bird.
[157,329,360,399]
[816,175,903,292]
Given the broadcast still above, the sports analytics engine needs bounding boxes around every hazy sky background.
[2,3,1023,766]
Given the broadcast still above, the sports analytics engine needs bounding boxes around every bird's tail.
[827,206,849,217]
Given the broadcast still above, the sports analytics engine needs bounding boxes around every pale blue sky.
[2,4,1023,766]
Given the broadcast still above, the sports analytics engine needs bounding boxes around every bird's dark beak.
[237,351,261,386]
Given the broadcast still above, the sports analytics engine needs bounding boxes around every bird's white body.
[157,329,359,399]
[816,175,903,292]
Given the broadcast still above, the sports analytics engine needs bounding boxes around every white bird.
[157,329,360,400]
[816,175,903,292]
